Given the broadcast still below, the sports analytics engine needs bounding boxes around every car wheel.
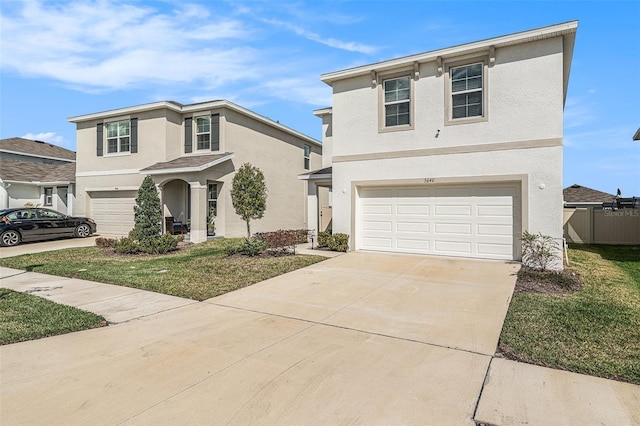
[75,224,92,238]
[0,230,21,247]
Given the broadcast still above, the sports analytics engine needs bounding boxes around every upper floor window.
[196,116,211,150]
[383,76,411,127]
[106,120,130,154]
[451,63,483,119]
[304,145,311,170]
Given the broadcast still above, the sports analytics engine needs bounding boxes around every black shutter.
[211,113,220,151]
[96,123,103,156]
[130,118,138,153]
[185,117,193,153]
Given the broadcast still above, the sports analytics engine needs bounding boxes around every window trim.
[105,119,132,155]
[444,55,489,126]
[303,144,311,170]
[378,70,415,133]
[43,187,53,206]
[195,115,211,151]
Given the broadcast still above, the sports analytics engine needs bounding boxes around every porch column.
[189,182,207,243]
[67,184,75,216]
[307,181,319,238]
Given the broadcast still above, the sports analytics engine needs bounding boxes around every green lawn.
[0,288,106,345]
[499,245,640,384]
[0,239,327,301]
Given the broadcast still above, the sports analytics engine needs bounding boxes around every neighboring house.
[0,137,76,214]
[563,184,639,245]
[68,100,322,243]
[301,21,578,265]
[633,128,640,141]
[563,184,616,208]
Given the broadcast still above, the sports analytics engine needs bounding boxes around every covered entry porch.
[298,166,332,238]
[141,153,234,243]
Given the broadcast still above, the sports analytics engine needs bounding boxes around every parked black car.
[0,208,97,247]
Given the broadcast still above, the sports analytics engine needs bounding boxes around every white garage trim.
[89,191,137,236]
[356,183,521,260]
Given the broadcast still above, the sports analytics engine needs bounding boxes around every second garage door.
[89,191,137,236]
[358,184,519,260]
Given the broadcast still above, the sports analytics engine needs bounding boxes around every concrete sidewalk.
[0,266,196,324]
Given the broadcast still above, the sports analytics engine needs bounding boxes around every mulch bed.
[514,266,583,295]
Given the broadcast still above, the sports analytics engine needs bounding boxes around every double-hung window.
[451,63,483,119]
[383,76,411,127]
[196,117,211,150]
[106,120,130,154]
[303,145,311,170]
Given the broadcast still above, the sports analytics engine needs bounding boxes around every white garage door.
[359,184,519,260]
[90,191,137,236]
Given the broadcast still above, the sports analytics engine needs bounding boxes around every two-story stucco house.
[302,21,577,266]
[0,137,76,214]
[69,100,322,243]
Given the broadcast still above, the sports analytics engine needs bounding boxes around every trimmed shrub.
[114,237,140,254]
[241,237,265,257]
[317,231,331,248]
[328,233,349,252]
[141,234,178,254]
[95,237,116,248]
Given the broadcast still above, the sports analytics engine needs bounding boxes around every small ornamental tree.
[131,175,162,243]
[231,163,267,238]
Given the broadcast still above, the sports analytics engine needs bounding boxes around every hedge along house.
[0,137,76,214]
[302,22,577,267]
[69,100,322,243]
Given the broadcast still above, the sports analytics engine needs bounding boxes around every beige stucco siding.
[221,109,322,237]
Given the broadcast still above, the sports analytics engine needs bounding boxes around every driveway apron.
[1,252,519,425]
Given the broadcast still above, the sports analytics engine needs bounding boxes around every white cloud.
[563,97,597,129]
[262,19,377,54]
[258,78,332,107]
[21,132,72,149]
[0,0,257,92]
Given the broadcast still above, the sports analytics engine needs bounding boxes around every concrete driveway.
[0,235,107,258]
[1,252,519,425]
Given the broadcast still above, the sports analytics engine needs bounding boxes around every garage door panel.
[362,237,393,249]
[359,184,518,260]
[363,204,393,215]
[362,220,392,232]
[435,240,472,255]
[435,204,472,216]
[396,221,429,233]
[477,224,512,236]
[435,223,472,235]
[396,204,430,216]
[396,238,430,251]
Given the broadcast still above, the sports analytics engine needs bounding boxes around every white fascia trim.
[321,20,578,85]
[313,107,333,117]
[36,181,73,186]
[0,149,76,163]
[68,100,322,147]
[297,173,332,181]
[142,153,235,175]
[85,186,140,192]
[76,169,141,177]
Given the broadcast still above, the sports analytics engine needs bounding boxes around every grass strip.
[0,288,106,345]
[499,245,640,384]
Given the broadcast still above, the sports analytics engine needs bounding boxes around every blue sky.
[1,0,638,195]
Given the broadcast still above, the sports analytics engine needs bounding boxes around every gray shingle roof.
[0,137,76,161]
[140,153,233,172]
[563,184,615,203]
[0,158,76,183]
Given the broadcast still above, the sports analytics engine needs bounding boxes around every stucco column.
[67,184,75,216]
[307,181,319,237]
[189,182,207,243]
